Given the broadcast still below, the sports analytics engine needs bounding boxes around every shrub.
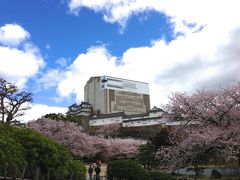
[67,160,86,180]
[211,169,222,178]
[0,133,26,170]
[0,124,86,179]
[107,159,147,180]
[147,170,176,180]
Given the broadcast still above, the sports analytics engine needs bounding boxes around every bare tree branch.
[0,78,32,123]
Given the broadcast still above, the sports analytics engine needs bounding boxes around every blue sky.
[0,0,240,120]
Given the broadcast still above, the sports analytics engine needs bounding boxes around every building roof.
[149,106,162,112]
[86,75,149,85]
[91,106,165,120]
[92,111,124,120]
[68,103,78,108]
[81,101,91,105]
[102,75,149,84]
[68,102,92,109]
[122,112,149,119]
[123,116,164,123]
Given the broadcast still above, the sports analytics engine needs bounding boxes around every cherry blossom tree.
[157,125,223,173]
[165,82,240,126]
[28,118,142,160]
[95,123,121,137]
[0,78,32,123]
[103,137,142,159]
[158,81,240,172]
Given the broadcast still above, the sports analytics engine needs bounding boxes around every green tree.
[0,130,26,170]
[150,127,172,149]
[0,124,86,179]
[67,160,86,180]
[44,113,67,121]
[66,114,91,130]
[137,142,158,171]
[44,113,91,131]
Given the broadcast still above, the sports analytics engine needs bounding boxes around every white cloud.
[38,69,63,89]
[48,26,240,107]
[18,104,67,122]
[0,24,30,46]
[56,46,117,102]
[0,24,44,87]
[56,57,69,67]
[36,0,240,107]
[67,0,240,35]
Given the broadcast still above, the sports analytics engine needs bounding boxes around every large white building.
[84,76,150,115]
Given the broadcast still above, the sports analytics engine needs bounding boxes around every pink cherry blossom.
[158,82,240,171]
[28,118,142,159]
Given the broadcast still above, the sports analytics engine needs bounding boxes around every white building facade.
[89,107,185,127]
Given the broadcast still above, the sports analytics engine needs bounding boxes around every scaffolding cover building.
[84,76,150,115]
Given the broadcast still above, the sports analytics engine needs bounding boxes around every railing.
[0,163,83,180]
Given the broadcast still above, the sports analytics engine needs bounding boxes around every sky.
[0,0,240,121]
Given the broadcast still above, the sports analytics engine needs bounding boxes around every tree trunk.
[194,165,199,177]
[21,166,26,180]
[6,112,13,124]
[238,156,240,168]
[34,167,40,180]
[1,98,4,122]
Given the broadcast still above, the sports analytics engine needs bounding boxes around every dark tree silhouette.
[0,78,32,123]
[150,127,172,149]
